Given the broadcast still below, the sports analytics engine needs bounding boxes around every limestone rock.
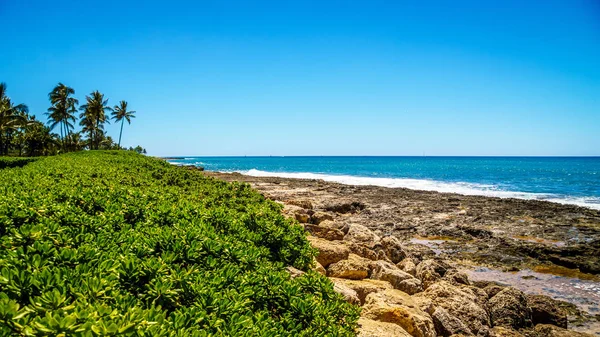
[314,259,326,275]
[348,242,380,261]
[287,199,313,209]
[380,236,407,263]
[490,326,525,337]
[533,324,596,337]
[371,260,423,295]
[304,224,345,240]
[319,220,349,233]
[442,270,471,286]
[416,259,450,289]
[527,295,567,328]
[397,258,417,276]
[344,224,381,248]
[286,266,304,278]
[311,211,334,224]
[357,317,412,337]
[488,287,532,329]
[307,236,350,267]
[330,278,393,305]
[362,289,436,337]
[327,254,372,280]
[483,284,505,299]
[421,281,490,336]
[295,212,310,223]
[331,279,361,305]
[431,307,473,336]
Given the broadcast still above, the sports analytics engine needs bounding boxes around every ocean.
[166,156,600,210]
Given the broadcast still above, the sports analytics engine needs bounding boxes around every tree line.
[0,82,145,156]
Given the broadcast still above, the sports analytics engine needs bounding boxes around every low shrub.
[0,151,359,336]
[0,157,38,169]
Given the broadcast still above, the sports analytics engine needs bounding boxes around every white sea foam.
[240,169,600,210]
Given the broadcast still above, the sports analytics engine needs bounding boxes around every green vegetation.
[0,157,38,169]
[0,151,359,335]
[0,82,146,156]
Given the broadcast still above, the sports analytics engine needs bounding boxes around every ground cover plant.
[0,157,37,169]
[0,151,359,336]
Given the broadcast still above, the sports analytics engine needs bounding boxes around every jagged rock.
[527,295,567,328]
[319,220,349,233]
[348,242,380,261]
[397,258,417,276]
[442,270,471,286]
[357,317,412,337]
[488,287,532,329]
[295,212,310,223]
[490,326,525,337]
[327,254,372,280]
[331,278,361,305]
[304,224,345,240]
[371,260,423,294]
[307,236,350,267]
[404,243,437,263]
[431,307,473,336]
[533,324,596,337]
[325,201,366,214]
[362,289,436,337]
[330,278,393,305]
[380,236,407,263]
[286,266,304,278]
[344,224,381,248]
[311,211,334,224]
[416,259,451,289]
[483,284,506,299]
[420,281,490,336]
[314,259,326,275]
[287,199,313,209]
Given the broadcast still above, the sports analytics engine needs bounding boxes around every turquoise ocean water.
[166,157,600,210]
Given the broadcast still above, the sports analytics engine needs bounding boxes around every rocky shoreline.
[202,170,600,336]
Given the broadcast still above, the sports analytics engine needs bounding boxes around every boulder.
[527,295,567,328]
[416,259,450,289]
[331,279,360,305]
[488,287,532,329]
[311,211,334,224]
[357,317,412,337]
[442,270,471,286]
[344,224,381,248]
[348,242,380,261]
[304,224,345,241]
[483,284,505,299]
[533,324,596,337]
[421,281,490,336]
[362,289,436,337]
[287,199,313,209]
[397,258,417,276]
[330,278,393,305]
[295,212,310,223]
[431,307,473,336]
[371,260,423,295]
[313,259,326,275]
[490,327,525,337]
[327,254,372,280]
[319,220,348,233]
[380,236,408,263]
[307,236,350,267]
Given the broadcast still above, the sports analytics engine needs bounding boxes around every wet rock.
[362,289,436,337]
[330,278,393,305]
[533,324,596,337]
[431,306,473,336]
[311,211,334,224]
[416,259,450,289]
[397,258,417,276]
[420,281,490,336]
[331,279,361,305]
[357,317,412,337]
[371,260,423,294]
[380,236,408,263]
[490,326,525,337]
[488,287,532,329]
[527,295,567,328]
[307,236,350,267]
[304,224,345,241]
[344,224,381,248]
[327,254,372,280]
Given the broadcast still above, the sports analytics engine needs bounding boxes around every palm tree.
[111,100,136,148]
[0,83,28,155]
[46,83,78,151]
[79,91,111,150]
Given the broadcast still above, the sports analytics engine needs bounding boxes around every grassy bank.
[0,151,359,336]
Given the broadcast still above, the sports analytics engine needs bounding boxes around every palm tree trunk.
[118,119,124,149]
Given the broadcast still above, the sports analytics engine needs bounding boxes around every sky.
[1,0,599,156]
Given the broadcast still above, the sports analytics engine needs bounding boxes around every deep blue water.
[167,157,600,209]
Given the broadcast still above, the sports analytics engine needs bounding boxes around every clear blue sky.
[1,0,599,156]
